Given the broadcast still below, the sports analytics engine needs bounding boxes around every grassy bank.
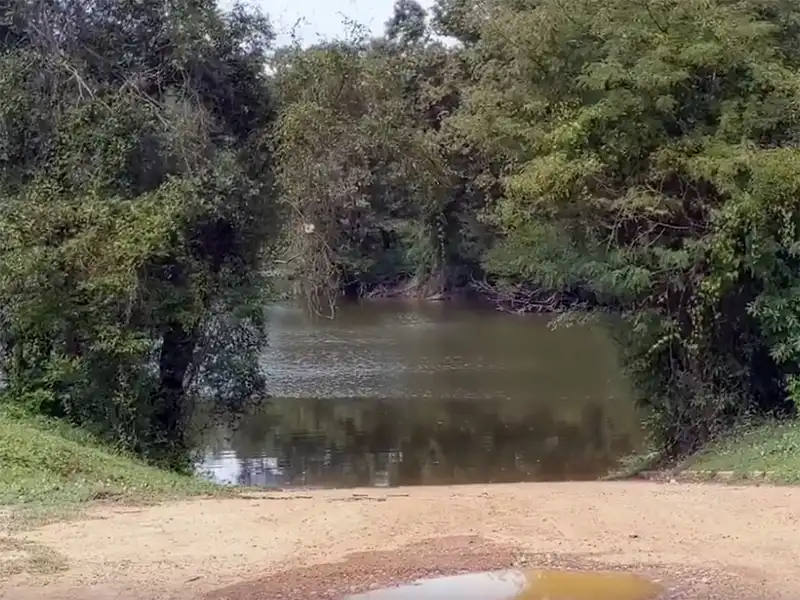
[0,409,223,519]
[609,419,800,484]
[684,420,800,483]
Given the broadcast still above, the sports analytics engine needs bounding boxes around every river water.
[196,301,642,488]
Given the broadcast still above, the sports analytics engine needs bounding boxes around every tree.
[0,0,278,467]
[274,2,501,308]
[456,0,800,453]
[273,31,454,310]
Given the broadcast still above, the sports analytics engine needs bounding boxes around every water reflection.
[345,570,664,600]
[348,570,527,600]
[200,395,639,487]
[197,302,642,488]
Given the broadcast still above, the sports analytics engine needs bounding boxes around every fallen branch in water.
[469,276,587,314]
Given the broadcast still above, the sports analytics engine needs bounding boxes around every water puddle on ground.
[346,569,664,600]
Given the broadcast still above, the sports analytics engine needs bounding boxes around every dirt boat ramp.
[2,481,800,600]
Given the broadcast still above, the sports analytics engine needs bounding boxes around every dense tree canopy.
[0,0,277,466]
[454,0,800,452]
[273,22,498,308]
[4,0,800,466]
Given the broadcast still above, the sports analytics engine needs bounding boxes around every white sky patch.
[218,0,436,47]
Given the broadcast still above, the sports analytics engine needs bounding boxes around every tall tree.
[456,0,800,453]
[273,31,453,310]
[0,0,278,466]
[274,2,501,306]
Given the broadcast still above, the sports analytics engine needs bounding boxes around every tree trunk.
[153,320,197,467]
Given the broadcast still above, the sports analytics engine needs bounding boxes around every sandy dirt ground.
[2,481,800,600]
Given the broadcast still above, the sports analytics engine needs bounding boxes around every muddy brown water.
[196,301,643,488]
[345,570,664,600]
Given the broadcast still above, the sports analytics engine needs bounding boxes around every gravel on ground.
[2,482,799,600]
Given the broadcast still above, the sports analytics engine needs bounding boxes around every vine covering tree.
[0,0,277,467]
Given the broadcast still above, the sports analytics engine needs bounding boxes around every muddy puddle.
[346,569,664,600]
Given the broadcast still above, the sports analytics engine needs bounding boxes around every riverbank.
[2,414,800,598]
[5,408,800,509]
[0,410,223,528]
[356,277,581,314]
[4,407,800,517]
[608,419,800,484]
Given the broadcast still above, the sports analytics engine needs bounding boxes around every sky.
[219,0,432,47]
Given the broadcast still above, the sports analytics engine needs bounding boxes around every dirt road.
[2,481,800,600]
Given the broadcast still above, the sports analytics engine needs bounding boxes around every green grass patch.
[0,408,227,521]
[685,419,800,483]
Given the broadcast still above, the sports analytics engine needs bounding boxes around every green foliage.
[7,0,800,474]
[452,0,800,454]
[686,419,800,483]
[274,39,441,306]
[273,3,500,308]
[0,0,277,468]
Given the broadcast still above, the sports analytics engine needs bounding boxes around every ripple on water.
[345,570,664,600]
